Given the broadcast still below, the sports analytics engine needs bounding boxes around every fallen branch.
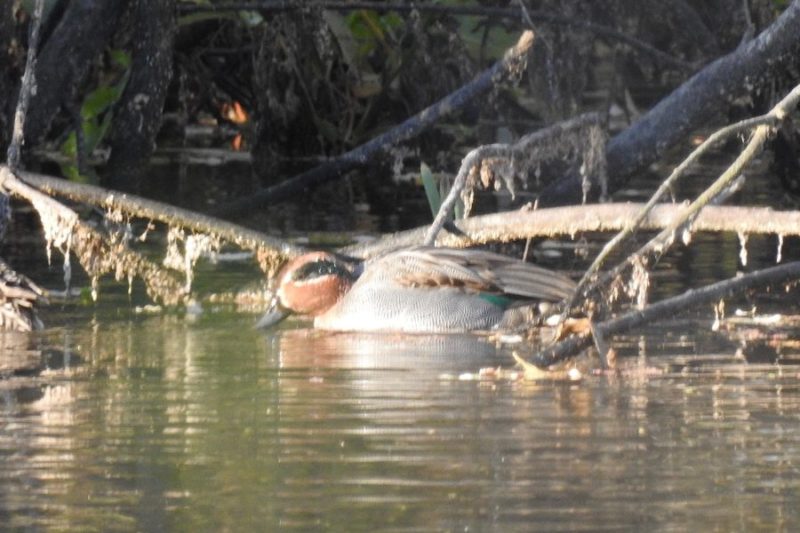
[343,202,800,260]
[0,167,186,305]
[575,82,800,314]
[539,0,800,205]
[566,81,800,313]
[527,260,800,368]
[212,30,536,219]
[15,167,303,270]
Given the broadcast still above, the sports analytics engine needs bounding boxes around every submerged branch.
[527,261,800,368]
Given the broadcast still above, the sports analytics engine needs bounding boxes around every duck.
[257,246,576,333]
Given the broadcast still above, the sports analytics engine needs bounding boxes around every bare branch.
[0,167,186,304]
[212,30,536,219]
[573,82,800,314]
[15,167,304,270]
[566,82,800,313]
[526,261,800,368]
[540,1,800,205]
[6,0,44,170]
[423,113,604,245]
[343,203,800,260]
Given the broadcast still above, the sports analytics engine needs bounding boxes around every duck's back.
[314,247,574,333]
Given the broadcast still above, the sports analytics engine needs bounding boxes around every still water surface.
[2,306,800,531]
[2,153,800,530]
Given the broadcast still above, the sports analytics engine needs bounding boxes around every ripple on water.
[1,314,800,530]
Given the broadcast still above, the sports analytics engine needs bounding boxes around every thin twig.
[423,144,507,246]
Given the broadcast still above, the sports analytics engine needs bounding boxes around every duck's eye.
[292,260,352,282]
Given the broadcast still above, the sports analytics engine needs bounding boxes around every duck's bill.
[255,297,289,329]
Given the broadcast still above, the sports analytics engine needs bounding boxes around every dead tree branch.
[0,166,186,305]
[212,30,536,219]
[572,83,800,315]
[16,168,303,267]
[527,261,800,368]
[539,0,800,205]
[566,82,800,313]
[423,113,605,245]
[343,203,800,260]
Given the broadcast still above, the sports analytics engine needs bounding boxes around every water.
[2,307,800,531]
[3,150,800,530]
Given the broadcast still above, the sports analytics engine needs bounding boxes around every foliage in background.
[59,49,131,183]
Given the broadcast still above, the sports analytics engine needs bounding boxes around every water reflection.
[1,315,800,530]
[272,327,506,370]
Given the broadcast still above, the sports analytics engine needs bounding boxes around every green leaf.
[420,163,442,220]
[59,161,97,184]
[59,162,81,182]
[109,49,131,68]
[82,112,113,154]
[81,86,119,120]
[61,131,77,158]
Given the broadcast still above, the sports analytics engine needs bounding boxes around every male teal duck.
[257,246,576,333]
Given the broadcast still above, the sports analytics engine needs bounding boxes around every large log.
[538,0,800,205]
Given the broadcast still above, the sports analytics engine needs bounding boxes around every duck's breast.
[315,282,505,333]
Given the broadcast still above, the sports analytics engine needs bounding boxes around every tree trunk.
[105,0,176,192]
[24,0,127,145]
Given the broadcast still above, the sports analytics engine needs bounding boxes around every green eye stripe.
[292,260,353,281]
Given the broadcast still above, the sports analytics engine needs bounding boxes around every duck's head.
[256,251,358,328]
